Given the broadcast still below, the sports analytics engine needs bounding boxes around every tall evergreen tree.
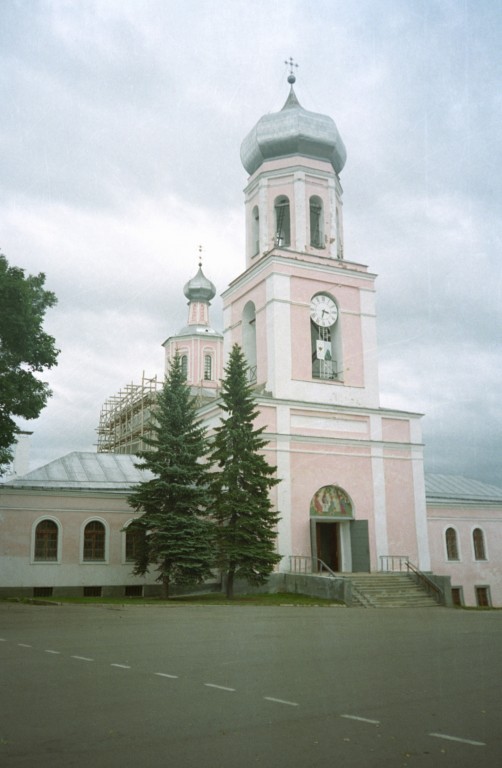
[209,344,281,598]
[127,353,214,597]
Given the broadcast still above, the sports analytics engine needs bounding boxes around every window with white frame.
[445,527,459,561]
[34,519,59,561]
[83,521,106,562]
[473,528,486,560]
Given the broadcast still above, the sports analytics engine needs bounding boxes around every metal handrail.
[405,560,443,604]
[381,554,444,604]
[379,555,410,572]
[288,555,337,577]
[287,556,373,607]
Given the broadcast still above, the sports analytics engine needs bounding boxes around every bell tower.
[203,69,430,575]
[223,70,380,410]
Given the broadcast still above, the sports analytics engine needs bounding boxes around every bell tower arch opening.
[274,195,291,247]
[309,195,324,249]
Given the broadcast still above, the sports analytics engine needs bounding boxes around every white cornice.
[222,251,376,298]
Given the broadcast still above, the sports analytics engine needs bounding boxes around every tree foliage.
[127,353,214,597]
[0,254,59,474]
[209,344,281,598]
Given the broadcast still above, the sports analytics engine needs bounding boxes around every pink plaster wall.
[382,454,419,562]
[428,505,502,606]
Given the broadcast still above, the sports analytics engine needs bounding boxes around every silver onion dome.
[183,266,216,303]
[240,85,346,176]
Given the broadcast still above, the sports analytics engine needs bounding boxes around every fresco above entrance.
[310,485,353,517]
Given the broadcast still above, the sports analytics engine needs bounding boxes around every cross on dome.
[284,56,299,84]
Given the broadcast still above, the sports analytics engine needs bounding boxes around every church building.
[1,73,501,608]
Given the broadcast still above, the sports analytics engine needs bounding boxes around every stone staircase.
[348,572,440,608]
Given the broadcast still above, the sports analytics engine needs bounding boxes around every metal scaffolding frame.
[96,372,162,455]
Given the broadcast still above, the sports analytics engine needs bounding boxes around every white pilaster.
[266,273,291,397]
[370,415,388,567]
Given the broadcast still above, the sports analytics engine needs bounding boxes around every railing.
[287,556,373,607]
[379,555,410,572]
[381,555,444,605]
[288,555,338,577]
[405,560,444,605]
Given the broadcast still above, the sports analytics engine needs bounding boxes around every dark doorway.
[316,522,339,572]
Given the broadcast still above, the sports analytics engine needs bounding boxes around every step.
[348,573,439,608]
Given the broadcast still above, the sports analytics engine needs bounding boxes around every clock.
[310,295,338,327]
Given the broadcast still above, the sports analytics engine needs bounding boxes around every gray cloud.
[1,0,500,486]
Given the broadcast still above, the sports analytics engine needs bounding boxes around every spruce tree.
[127,353,214,597]
[209,344,281,598]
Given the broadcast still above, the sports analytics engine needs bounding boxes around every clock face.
[310,295,338,327]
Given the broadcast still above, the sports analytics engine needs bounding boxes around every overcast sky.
[1,0,501,485]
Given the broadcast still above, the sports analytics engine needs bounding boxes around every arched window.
[445,527,459,561]
[180,354,188,379]
[309,196,324,248]
[204,354,213,381]
[125,525,143,563]
[473,528,486,560]
[34,519,58,561]
[274,196,290,247]
[83,521,106,562]
[252,205,260,255]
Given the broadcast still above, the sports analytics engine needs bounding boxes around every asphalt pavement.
[0,601,501,767]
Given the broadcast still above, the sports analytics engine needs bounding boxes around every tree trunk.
[162,573,170,599]
[226,568,234,599]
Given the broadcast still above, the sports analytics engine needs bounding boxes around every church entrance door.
[316,522,339,572]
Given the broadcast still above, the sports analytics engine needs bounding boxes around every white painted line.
[71,655,93,662]
[429,732,486,747]
[341,714,380,725]
[264,696,299,707]
[111,663,131,669]
[204,683,236,692]
[155,672,179,679]
[45,650,61,654]
[18,643,32,648]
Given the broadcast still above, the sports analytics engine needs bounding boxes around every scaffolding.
[96,372,162,455]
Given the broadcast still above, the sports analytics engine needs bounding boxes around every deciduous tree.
[0,254,59,474]
[209,344,281,598]
[127,353,214,597]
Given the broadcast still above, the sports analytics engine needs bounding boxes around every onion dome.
[183,265,216,303]
[240,78,346,176]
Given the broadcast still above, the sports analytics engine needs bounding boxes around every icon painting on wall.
[310,485,353,517]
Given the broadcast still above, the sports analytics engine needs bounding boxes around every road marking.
[204,683,236,692]
[341,714,380,725]
[264,696,299,707]
[155,672,179,679]
[71,655,93,662]
[111,663,131,669]
[45,650,61,654]
[0,638,6,641]
[429,732,486,747]
[18,643,32,647]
